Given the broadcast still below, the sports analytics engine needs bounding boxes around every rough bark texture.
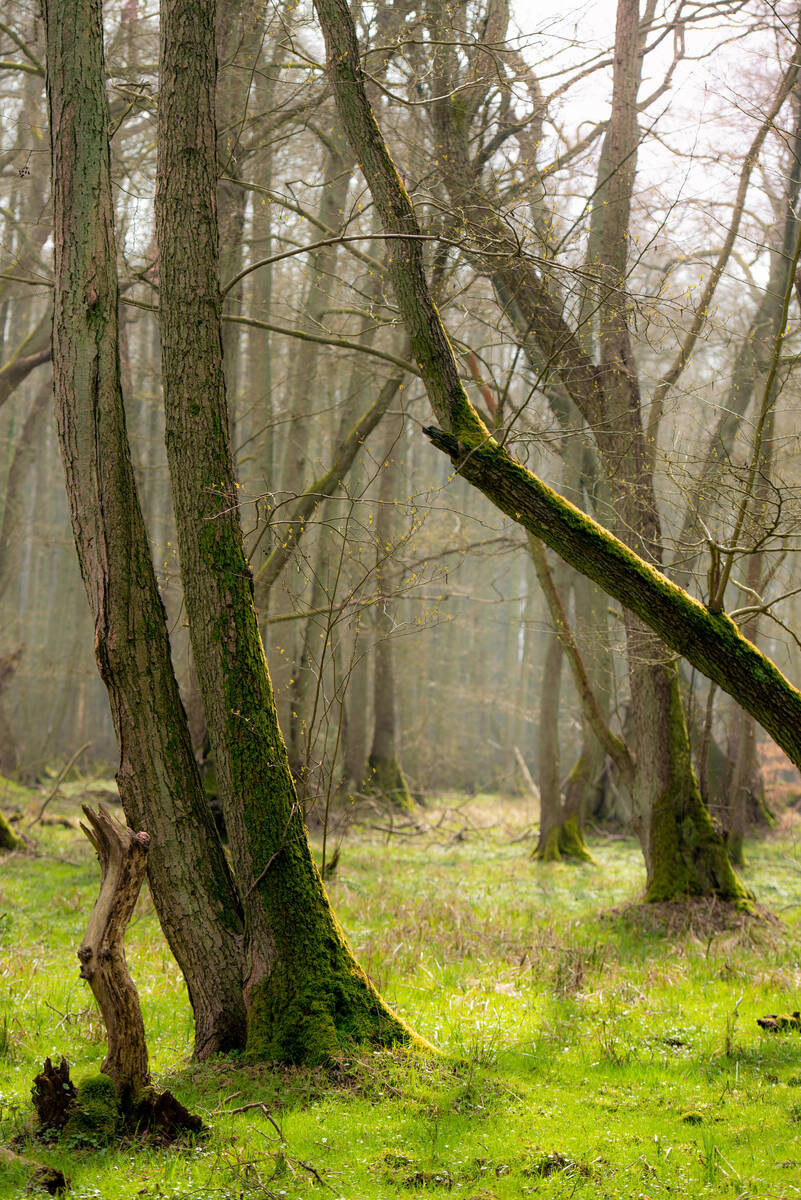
[156,0,420,1063]
[533,626,563,861]
[623,620,746,902]
[32,1056,77,1133]
[43,0,246,1056]
[78,805,151,1091]
[364,417,414,811]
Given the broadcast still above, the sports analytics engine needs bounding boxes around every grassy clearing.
[2,784,801,1197]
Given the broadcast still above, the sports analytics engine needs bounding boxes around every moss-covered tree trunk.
[43,0,247,1056]
[0,806,21,851]
[529,538,625,863]
[155,0,419,1063]
[624,618,745,901]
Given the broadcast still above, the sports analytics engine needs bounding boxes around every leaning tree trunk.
[43,0,247,1056]
[155,0,420,1063]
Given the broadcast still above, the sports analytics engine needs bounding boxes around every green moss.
[532,826,562,862]
[558,816,597,865]
[532,819,597,865]
[363,753,416,813]
[0,808,21,852]
[426,427,801,773]
[245,932,422,1066]
[644,672,751,907]
[61,1074,121,1147]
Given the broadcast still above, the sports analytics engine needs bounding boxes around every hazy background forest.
[6,0,801,1195]
[2,0,801,828]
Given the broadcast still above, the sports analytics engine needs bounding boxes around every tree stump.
[34,805,204,1141]
[31,1057,76,1134]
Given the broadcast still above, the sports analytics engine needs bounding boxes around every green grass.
[3,785,801,1197]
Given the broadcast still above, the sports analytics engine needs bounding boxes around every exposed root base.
[362,754,416,813]
[532,820,597,865]
[602,895,778,939]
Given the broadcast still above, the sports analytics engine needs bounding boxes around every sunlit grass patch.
[1,785,801,1196]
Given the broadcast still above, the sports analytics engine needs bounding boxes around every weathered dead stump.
[29,806,201,1145]
[78,804,152,1091]
[32,1057,77,1134]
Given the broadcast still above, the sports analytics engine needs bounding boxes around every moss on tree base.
[245,930,429,1065]
[532,818,596,865]
[61,1075,121,1147]
[0,808,21,851]
[34,1066,202,1147]
[363,753,416,813]
[646,783,751,907]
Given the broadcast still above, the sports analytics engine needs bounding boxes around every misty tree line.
[2,0,801,891]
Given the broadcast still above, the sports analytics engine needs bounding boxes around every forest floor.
[2,780,801,1198]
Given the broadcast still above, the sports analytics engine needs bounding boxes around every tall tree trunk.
[43,0,247,1056]
[156,0,419,1062]
[533,625,563,860]
[365,416,414,809]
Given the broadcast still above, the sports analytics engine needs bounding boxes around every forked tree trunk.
[43,0,246,1056]
[155,0,421,1062]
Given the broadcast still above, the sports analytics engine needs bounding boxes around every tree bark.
[156,0,421,1062]
[78,805,151,1091]
[533,622,563,860]
[43,0,247,1056]
[365,416,414,810]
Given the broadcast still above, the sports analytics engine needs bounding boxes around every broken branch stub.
[78,804,151,1091]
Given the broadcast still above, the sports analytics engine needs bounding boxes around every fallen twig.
[26,741,92,830]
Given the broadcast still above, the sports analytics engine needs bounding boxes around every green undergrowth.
[3,784,801,1196]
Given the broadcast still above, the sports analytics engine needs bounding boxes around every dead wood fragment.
[78,804,151,1091]
[69,805,203,1142]
[31,1057,76,1134]
[0,1145,68,1194]
[129,1087,203,1141]
[757,1010,801,1032]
